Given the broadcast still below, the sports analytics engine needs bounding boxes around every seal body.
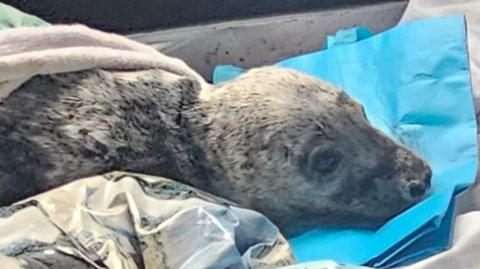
[0,66,431,237]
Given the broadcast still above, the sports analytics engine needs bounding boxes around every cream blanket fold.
[0,24,208,100]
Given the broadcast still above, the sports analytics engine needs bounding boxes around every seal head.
[190,67,432,237]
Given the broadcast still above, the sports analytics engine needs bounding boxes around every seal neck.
[175,100,234,198]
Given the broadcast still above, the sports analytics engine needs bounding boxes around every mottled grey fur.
[0,67,431,237]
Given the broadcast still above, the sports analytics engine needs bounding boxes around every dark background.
[4,0,403,33]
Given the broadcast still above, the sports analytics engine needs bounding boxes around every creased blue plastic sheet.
[319,23,457,269]
[213,16,477,265]
[323,26,373,50]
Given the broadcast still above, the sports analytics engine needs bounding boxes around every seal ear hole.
[307,147,343,177]
[315,123,328,137]
[283,146,290,161]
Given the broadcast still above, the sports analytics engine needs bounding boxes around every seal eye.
[308,147,343,175]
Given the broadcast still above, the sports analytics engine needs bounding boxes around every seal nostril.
[408,183,425,199]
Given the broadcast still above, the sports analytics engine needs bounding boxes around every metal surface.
[129,2,407,80]
[3,0,405,33]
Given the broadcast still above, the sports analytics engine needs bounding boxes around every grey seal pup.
[0,66,431,237]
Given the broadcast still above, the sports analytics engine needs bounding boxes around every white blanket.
[0,24,208,100]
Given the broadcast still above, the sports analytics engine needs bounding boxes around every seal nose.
[405,168,431,200]
[408,182,426,199]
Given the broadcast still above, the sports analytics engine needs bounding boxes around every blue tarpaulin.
[213,16,477,266]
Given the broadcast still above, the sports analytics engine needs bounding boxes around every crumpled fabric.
[0,172,295,269]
